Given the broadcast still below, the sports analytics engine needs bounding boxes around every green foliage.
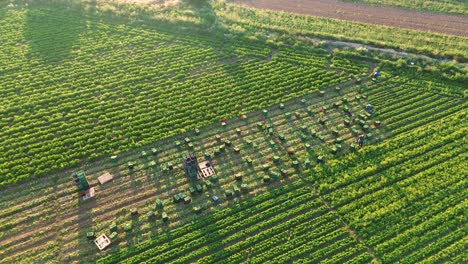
[345,0,468,15]
[0,7,371,188]
[92,70,465,264]
[219,3,468,61]
[379,60,467,97]
[185,0,209,6]
[96,64,466,263]
[0,2,464,263]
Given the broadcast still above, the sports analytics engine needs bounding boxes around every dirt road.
[229,0,468,37]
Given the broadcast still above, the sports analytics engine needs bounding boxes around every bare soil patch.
[229,0,468,37]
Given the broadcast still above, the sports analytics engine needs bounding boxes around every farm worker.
[357,134,365,147]
[366,104,373,113]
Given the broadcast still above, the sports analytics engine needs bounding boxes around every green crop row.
[97,181,304,263]
[97,76,463,263]
[93,77,465,263]
[0,1,465,263]
[0,7,371,188]
[308,73,466,263]
[218,2,468,61]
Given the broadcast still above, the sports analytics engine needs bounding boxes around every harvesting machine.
[183,153,199,180]
[183,152,215,180]
[72,170,95,200]
[72,170,89,191]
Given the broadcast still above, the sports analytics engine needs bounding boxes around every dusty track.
[229,0,468,37]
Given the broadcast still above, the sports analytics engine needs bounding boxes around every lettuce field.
[0,1,466,263]
[0,7,372,188]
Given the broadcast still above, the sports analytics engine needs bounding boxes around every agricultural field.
[345,0,468,15]
[0,0,466,263]
[0,6,373,187]
[0,82,386,263]
[229,0,468,37]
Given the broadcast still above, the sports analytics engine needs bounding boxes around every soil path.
[229,0,468,37]
[300,36,454,62]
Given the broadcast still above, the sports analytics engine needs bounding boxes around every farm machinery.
[72,170,95,200]
[182,152,215,180]
[73,170,89,191]
[181,152,216,207]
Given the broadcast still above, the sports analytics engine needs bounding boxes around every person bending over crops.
[357,134,365,147]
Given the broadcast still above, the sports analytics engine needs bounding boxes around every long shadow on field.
[13,0,101,63]
[75,194,97,263]
[24,7,86,63]
[3,0,313,262]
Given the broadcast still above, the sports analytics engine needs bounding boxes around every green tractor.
[183,153,199,180]
[72,170,89,191]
